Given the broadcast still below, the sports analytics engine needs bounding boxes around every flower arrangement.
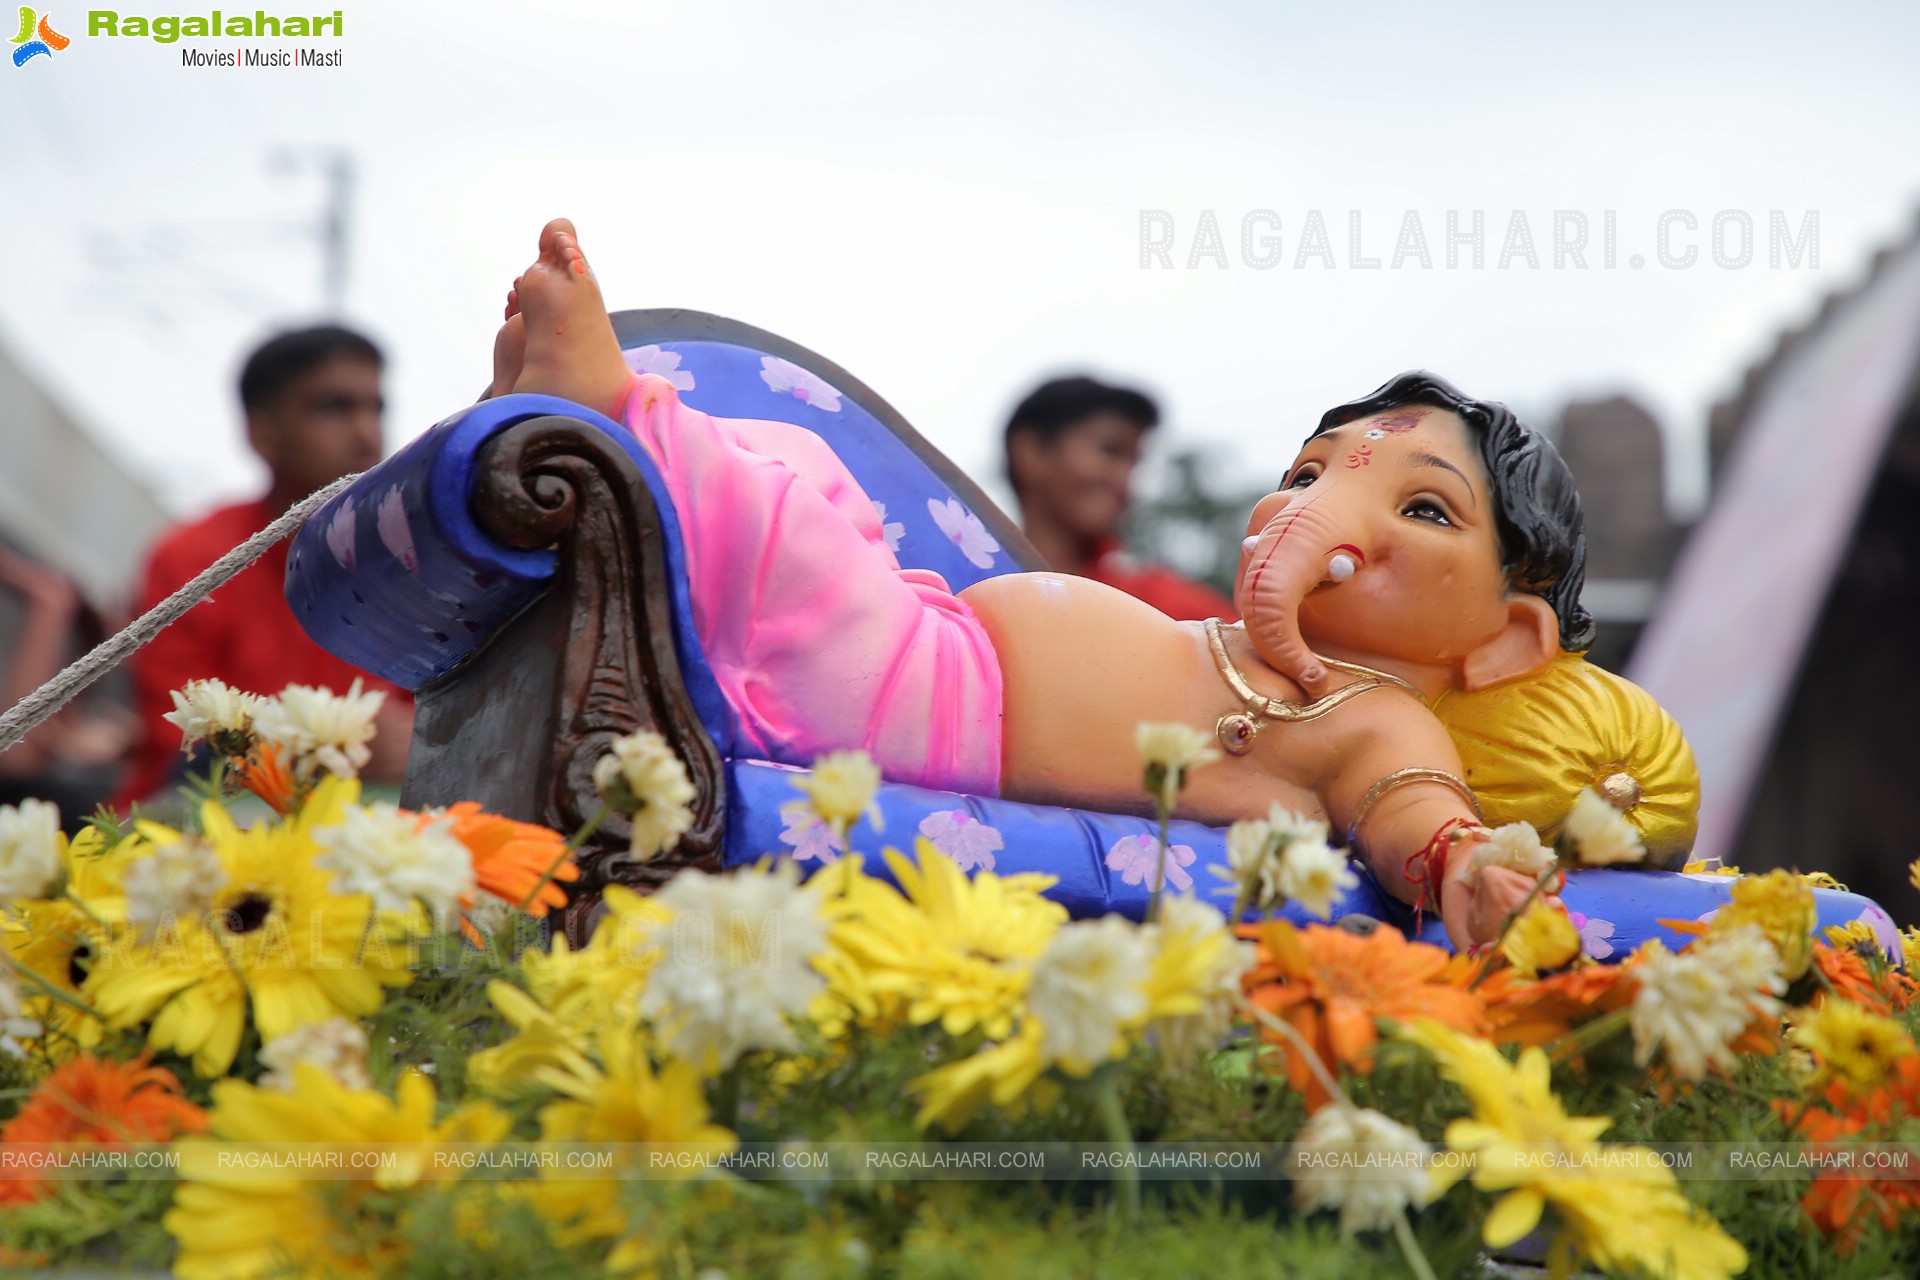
[0,696,1915,1278]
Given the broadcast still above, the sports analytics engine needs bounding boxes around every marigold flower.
[0,798,62,902]
[637,862,831,1071]
[1631,926,1784,1082]
[313,803,475,920]
[122,836,226,943]
[163,678,263,759]
[1136,721,1220,806]
[594,730,698,859]
[258,1016,372,1093]
[254,678,386,780]
[1563,787,1645,867]
[1713,868,1817,980]
[1812,940,1915,1015]
[0,1055,206,1205]
[792,749,881,842]
[1241,920,1487,1109]
[1501,902,1581,978]
[1400,1019,1747,1280]
[1790,998,1915,1095]
[1026,915,1155,1076]
[1483,964,1634,1048]
[431,803,578,921]
[1470,821,1559,879]
[1288,1103,1434,1235]
[1786,1055,1920,1256]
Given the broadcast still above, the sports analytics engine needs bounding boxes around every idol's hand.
[1441,860,1562,952]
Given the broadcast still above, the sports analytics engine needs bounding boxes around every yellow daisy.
[1401,1020,1746,1280]
[1501,902,1582,978]
[165,1064,511,1280]
[1712,868,1816,980]
[89,779,411,1077]
[1789,998,1915,1094]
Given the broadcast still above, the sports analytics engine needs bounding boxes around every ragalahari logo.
[11,7,69,65]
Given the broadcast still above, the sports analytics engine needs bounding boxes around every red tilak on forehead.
[1370,409,1428,434]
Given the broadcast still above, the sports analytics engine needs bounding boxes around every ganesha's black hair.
[1310,371,1595,651]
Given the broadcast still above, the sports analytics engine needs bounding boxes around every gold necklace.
[1203,618,1423,755]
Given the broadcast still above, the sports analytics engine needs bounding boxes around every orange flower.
[1240,920,1487,1108]
[1785,1054,1920,1254]
[1484,963,1635,1048]
[0,1056,207,1205]
[232,742,296,814]
[430,803,579,920]
[1813,942,1915,1015]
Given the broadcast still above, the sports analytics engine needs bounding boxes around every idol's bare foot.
[486,218,630,419]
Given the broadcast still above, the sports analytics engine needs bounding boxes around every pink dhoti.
[620,372,1004,795]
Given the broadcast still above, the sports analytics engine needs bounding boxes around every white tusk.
[1242,535,1260,553]
[1327,552,1357,583]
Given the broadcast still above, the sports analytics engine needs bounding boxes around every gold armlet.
[1345,767,1484,848]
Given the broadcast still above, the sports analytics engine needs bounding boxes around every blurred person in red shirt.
[1002,376,1237,622]
[115,326,412,806]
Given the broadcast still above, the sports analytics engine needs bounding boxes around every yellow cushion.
[1430,653,1699,869]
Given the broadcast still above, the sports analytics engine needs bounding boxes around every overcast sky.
[5,0,1917,528]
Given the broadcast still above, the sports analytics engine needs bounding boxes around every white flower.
[778,800,847,865]
[1289,1104,1434,1235]
[1104,833,1195,892]
[926,496,1002,570]
[1631,925,1785,1082]
[759,356,843,411]
[1219,805,1353,917]
[1469,821,1559,879]
[593,731,698,861]
[794,750,882,842]
[1149,895,1254,1067]
[1277,833,1360,921]
[0,799,62,902]
[255,679,386,779]
[625,344,696,392]
[0,961,42,1059]
[162,678,264,757]
[1025,916,1154,1075]
[917,810,1003,873]
[637,862,831,1071]
[872,502,905,554]
[464,891,527,941]
[1564,787,1646,867]
[1135,721,1220,806]
[258,1017,372,1093]
[312,804,475,919]
[122,837,226,941]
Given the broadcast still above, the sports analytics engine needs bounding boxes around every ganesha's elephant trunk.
[1234,488,1365,696]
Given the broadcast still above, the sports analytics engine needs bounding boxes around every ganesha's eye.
[1283,467,1319,491]
[1403,498,1453,527]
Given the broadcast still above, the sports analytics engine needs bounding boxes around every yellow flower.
[908,1024,1054,1134]
[1400,1020,1747,1280]
[1801,870,1849,892]
[88,779,411,1077]
[1141,895,1251,1067]
[467,886,670,1096]
[1712,868,1816,980]
[531,1026,735,1242]
[1789,999,1915,1095]
[4,826,134,1055]
[1822,920,1878,952]
[1681,860,1740,877]
[165,1064,510,1280]
[824,841,1064,1039]
[1910,857,1920,895]
[1501,902,1581,978]
[1903,927,1920,977]
[795,750,883,841]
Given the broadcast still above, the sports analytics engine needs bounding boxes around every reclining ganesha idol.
[478,218,1701,952]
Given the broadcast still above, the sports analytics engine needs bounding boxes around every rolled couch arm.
[285,394,734,941]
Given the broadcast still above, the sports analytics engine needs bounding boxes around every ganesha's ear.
[1460,593,1560,692]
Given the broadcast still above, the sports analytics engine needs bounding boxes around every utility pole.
[319,151,353,315]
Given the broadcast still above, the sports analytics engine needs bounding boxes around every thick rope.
[0,473,361,756]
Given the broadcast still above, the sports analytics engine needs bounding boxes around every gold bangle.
[1346,767,1483,847]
